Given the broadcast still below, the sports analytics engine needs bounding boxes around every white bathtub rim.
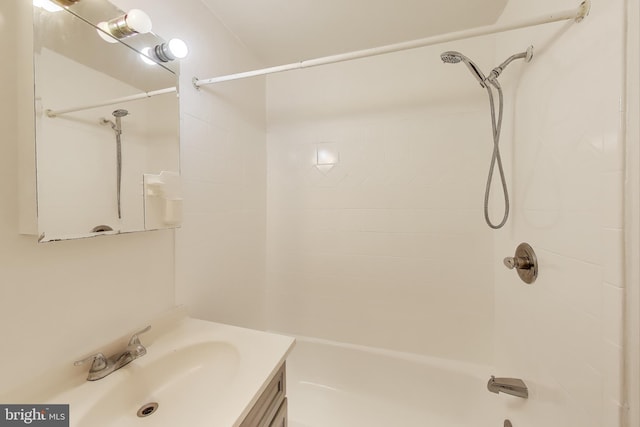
[271,331,494,381]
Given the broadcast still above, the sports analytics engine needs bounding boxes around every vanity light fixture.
[96,9,152,44]
[140,39,189,64]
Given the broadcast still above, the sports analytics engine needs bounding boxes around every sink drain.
[137,402,159,418]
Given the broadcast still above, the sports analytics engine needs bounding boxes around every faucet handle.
[503,256,532,270]
[74,353,108,372]
[128,325,151,346]
[504,242,538,284]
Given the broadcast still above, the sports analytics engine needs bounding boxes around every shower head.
[112,109,129,117]
[440,51,487,88]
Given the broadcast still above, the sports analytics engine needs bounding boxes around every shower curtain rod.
[45,87,177,118]
[193,0,590,88]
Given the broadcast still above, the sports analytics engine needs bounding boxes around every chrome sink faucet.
[74,326,151,381]
[487,375,528,399]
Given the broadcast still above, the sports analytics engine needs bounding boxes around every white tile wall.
[625,0,640,423]
[493,0,626,426]
[113,0,269,330]
[266,40,497,363]
[266,0,627,425]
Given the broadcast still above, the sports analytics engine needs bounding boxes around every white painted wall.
[492,1,626,426]
[266,38,497,363]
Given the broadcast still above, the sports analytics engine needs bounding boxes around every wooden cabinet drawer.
[269,398,287,427]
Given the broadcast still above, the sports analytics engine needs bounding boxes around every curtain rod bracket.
[192,76,201,90]
[576,0,591,23]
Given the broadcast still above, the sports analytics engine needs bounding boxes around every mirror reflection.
[33,0,181,242]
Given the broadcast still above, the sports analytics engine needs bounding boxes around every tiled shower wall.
[113,0,269,330]
[266,39,497,363]
[492,0,626,426]
[266,0,627,425]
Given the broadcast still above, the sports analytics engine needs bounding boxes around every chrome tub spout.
[487,375,528,399]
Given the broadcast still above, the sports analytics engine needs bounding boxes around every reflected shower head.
[101,109,129,133]
[112,109,129,117]
[111,109,128,133]
[440,51,487,88]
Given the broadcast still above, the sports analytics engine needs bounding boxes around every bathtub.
[285,336,504,427]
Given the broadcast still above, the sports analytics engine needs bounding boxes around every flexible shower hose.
[482,78,509,229]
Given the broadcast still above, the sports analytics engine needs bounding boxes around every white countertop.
[30,311,295,427]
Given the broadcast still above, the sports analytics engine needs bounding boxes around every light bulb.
[98,9,152,42]
[125,9,152,34]
[168,39,188,59]
[153,39,189,62]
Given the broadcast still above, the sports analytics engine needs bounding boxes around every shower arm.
[489,47,534,81]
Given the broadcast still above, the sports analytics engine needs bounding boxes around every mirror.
[31,0,181,242]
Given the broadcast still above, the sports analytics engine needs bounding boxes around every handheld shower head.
[440,52,463,64]
[439,45,534,230]
[440,51,487,88]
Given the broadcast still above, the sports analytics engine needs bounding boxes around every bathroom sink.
[40,312,295,427]
[75,342,239,427]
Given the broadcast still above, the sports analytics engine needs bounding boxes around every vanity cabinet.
[268,398,287,427]
[240,363,287,427]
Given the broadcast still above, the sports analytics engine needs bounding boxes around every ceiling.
[198,0,509,66]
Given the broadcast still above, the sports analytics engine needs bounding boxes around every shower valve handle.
[504,242,538,284]
[503,256,532,270]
